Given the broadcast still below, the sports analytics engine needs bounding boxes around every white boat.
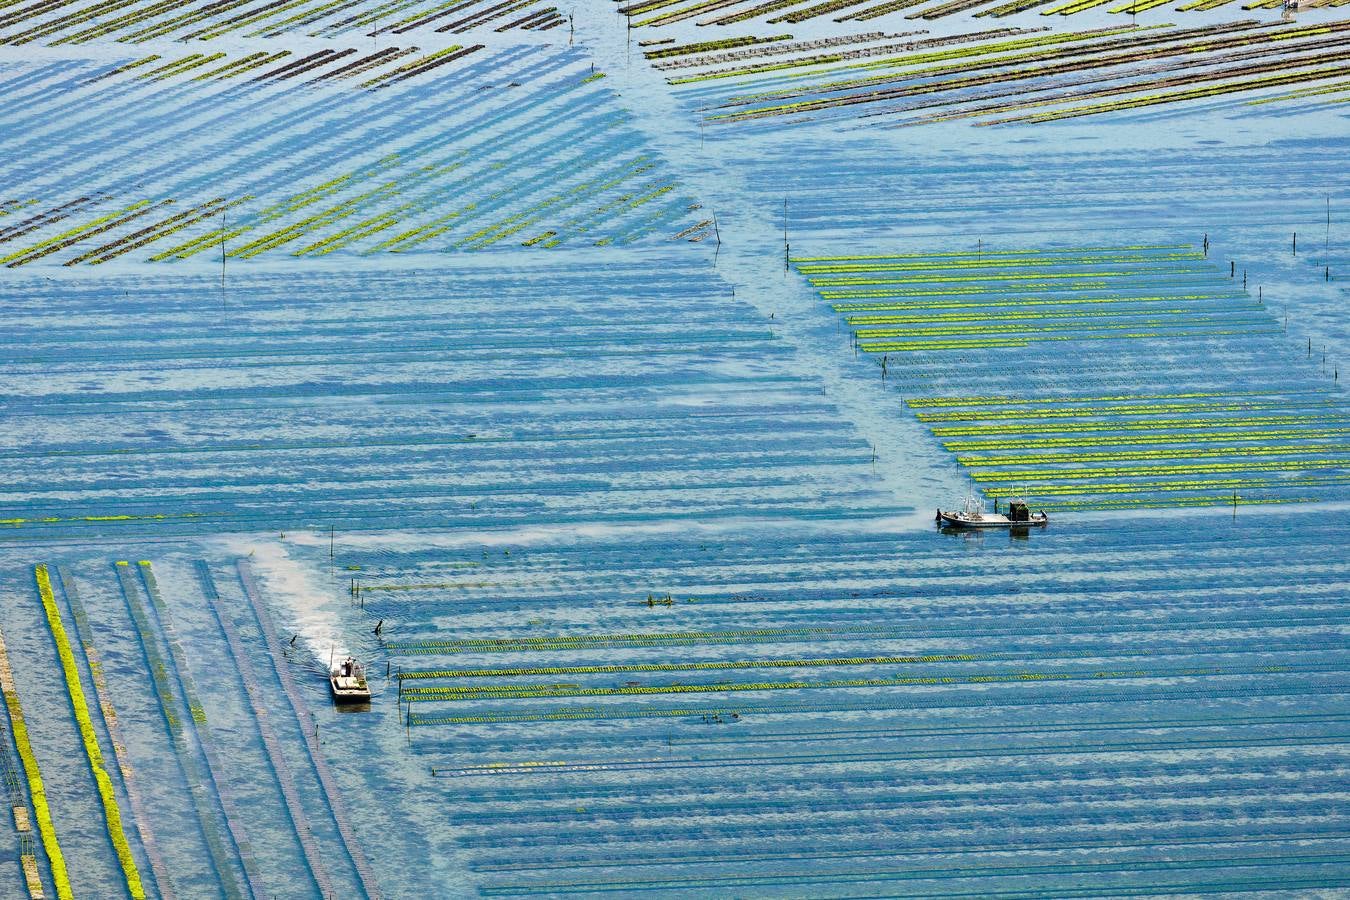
[329,656,371,704]
[937,491,1047,529]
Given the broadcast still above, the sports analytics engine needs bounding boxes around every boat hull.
[330,675,371,703]
[938,511,1047,528]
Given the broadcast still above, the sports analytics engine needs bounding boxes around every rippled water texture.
[0,0,1345,895]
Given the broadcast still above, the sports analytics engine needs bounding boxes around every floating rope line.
[0,624,70,899]
[135,561,266,899]
[112,561,248,900]
[237,559,381,899]
[34,564,145,899]
[55,565,174,899]
[194,561,335,899]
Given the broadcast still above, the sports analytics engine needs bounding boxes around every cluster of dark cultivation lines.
[643,18,1350,127]
[0,0,564,45]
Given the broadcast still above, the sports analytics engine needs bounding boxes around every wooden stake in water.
[220,208,227,307]
[329,524,335,560]
[1232,490,1237,520]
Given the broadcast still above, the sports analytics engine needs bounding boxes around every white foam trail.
[281,512,919,553]
[216,537,346,669]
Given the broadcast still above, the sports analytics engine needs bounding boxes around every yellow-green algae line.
[0,623,72,899]
[35,564,146,898]
[791,244,1190,262]
[905,389,1333,408]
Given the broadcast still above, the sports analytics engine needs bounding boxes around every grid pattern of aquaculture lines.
[75,45,493,90]
[618,0,1105,26]
[0,554,381,897]
[0,263,901,541]
[795,244,1350,510]
[341,519,1350,896]
[620,0,1349,33]
[747,139,1350,237]
[0,625,59,899]
[0,46,707,267]
[0,0,564,45]
[665,19,1350,128]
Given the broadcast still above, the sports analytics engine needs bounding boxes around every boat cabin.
[330,655,371,704]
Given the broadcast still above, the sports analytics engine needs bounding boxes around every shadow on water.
[333,702,372,715]
[938,523,1040,543]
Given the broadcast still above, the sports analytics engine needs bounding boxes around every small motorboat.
[937,491,1047,529]
[330,655,371,704]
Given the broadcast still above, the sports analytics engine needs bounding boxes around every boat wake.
[216,537,349,671]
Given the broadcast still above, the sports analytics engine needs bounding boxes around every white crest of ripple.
[218,536,347,670]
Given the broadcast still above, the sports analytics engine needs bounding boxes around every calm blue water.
[3,513,1346,897]
[0,0,1346,896]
